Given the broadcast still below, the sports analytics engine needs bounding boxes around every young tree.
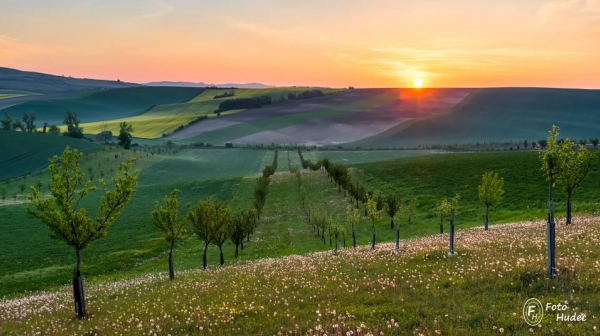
[523,139,528,149]
[188,197,215,270]
[346,205,361,248]
[392,203,403,252]
[0,187,6,203]
[477,171,505,230]
[366,194,382,249]
[539,125,568,276]
[559,143,596,224]
[447,194,460,255]
[384,194,399,229]
[26,147,138,318]
[405,198,419,225]
[118,122,134,149]
[213,203,233,266]
[1,111,14,130]
[63,111,83,138]
[48,125,61,135]
[23,112,37,132]
[590,138,599,148]
[331,222,345,254]
[254,176,269,219]
[151,189,187,281]
[230,210,246,258]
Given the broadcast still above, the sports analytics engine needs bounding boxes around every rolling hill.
[3,87,205,128]
[351,88,600,148]
[0,67,138,94]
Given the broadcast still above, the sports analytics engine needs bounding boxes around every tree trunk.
[219,246,224,266]
[566,193,572,225]
[356,198,359,209]
[390,218,394,229]
[329,230,332,247]
[484,206,489,230]
[73,248,86,319]
[352,226,356,249]
[247,231,251,242]
[168,243,175,281]
[547,180,556,276]
[234,244,239,258]
[371,223,376,250]
[449,210,455,254]
[395,220,400,252]
[440,214,443,234]
[203,243,209,270]
[335,235,338,253]
[343,232,346,249]
[364,206,368,217]
[241,239,244,250]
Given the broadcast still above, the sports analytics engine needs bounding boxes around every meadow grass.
[1,215,598,335]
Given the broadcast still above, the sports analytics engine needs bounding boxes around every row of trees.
[151,191,259,279]
[1,111,62,134]
[215,96,273,113]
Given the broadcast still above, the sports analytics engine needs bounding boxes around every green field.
[3,87,204,128]
[81,88,342,139]
[0,131,99,178]
[352,88,600,148]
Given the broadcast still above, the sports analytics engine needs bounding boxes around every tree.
[405,198,419,225]
[230,210,246,258]
[48,125,61,135]
[12,119,25,131]
[63,111,83,138]
[346,205,360,248]
[385,194,399,229]
[559,142,596,224]
[188,197,215,270]
[254,176,269,219]
[539,125,567,276]
[366,194,382,249]
[1,111,14,130]
[26,147,138,318]
[590,138,599,148]
[477,171,505,230]
[213,203,233,266]
[437,199,450,234]
[151,189,187,281]
[118,122,134,149]
[523,140,528,149]
[447,194,460,255]
[23,113,36,132]
[0,187,6,203]
[331,222,345,254]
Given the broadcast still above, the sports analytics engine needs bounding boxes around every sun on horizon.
[413,78,424,88]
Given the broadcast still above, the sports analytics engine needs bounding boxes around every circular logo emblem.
[523,298,544,326]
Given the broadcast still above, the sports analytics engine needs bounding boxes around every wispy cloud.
[539,0,600,21]
[0,35,60,62]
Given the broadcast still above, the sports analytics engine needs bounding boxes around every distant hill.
[145,81,275,89]
[0,67,139,94]
[350,87,600,148]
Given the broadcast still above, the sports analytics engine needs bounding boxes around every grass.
[352,88,600,148]
[349,150,600,233]
[3,87,204,128]
[81,88,342,139]
[1,215,599,335]
[0,94,27,100]
[0,131,99,179]
[301,149,443,165]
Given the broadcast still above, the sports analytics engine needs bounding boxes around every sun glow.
[413,78,424,88]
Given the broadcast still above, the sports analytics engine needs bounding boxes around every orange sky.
[1,0,599,88]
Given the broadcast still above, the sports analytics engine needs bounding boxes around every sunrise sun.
[413,78,424,88]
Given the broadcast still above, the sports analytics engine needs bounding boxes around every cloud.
[539,0,600,21]
[0,36,59,62]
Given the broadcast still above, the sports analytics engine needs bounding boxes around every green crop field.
[301,149,443,166]
[3,87,204,128]
[80,88,342,139]
[0,131,99,179]
[352,88,600,149]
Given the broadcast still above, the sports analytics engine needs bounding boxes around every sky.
[1,0,599,88]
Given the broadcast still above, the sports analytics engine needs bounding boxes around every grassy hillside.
[0,66,138,94]
[0,131,99,178]
[80,88,343,139]
[350,150,600,230]
[3,87,204,128]
[1,216,598,335]
[352,88,600,148]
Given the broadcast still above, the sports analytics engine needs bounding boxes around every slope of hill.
[0,67,138,94]
[3,87,204,127]
[0,131,99,178]
[145,81,274,88]
[351,88,600,148]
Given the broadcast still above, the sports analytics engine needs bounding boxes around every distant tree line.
[213,90,235,99]
[287,89,324,101]
[215,96,273,113]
